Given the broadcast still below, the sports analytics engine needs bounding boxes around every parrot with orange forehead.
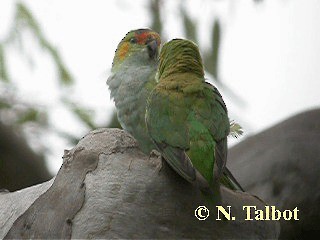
[107,29,243,191]
[107,29,161,154]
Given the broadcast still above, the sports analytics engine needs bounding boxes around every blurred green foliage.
[150,0,162,36]
[181,6,197,43]
[0,0,264,191]
[2,3,73,86]
[203,20,220,80]
[0,0,264,157]
[0,45,9,82]
[110,0,258,130]
[63,99,97,130]
[0,2,99,147]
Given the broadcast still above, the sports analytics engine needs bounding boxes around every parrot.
[107,29,243,191]
[145,38,242,194]
[107,29,161,154]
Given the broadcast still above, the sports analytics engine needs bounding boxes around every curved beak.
[146,39,158,59]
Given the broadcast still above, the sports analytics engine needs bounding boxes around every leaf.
[0,100,11,109]
[181,6,197,43]
[204,19,220,80]
[73,107,96,130]
[6,2,74,86]
[0,45,10,82]
[16,108,46,124]
[64,100,96,130]
[55,129,80,145]
[45,44,74,86]
[149,0,162,35]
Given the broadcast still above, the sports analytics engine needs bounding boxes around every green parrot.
[145,39,242,194]
[107,30,243,191]
[107,29,161,154]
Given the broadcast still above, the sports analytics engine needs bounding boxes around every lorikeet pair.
[107,29,243,194]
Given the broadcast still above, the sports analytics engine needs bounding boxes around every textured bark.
[228,109,320,239]
[4,147,99,239]
[0,128,279,239]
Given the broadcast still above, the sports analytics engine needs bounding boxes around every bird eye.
[130,38,137,44]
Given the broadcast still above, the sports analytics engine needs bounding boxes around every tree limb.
[1,128,279,239]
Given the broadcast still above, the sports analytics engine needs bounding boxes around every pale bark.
[1,128,279,239]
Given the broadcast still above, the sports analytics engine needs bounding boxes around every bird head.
[112,29,161,69]
[158,39,204,80]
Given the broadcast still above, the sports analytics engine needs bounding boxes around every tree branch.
[1,128,279,239]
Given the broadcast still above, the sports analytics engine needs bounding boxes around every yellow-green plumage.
[146,39,240,193]
[107,30,243,192]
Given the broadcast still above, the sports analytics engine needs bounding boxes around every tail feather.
[221,167,245,192]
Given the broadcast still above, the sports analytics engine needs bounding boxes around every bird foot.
[149,149,161,159]
[149,150,163,172]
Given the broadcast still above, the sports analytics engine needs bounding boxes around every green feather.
[108,32,244,193]
[146,39,236,195]
[158,39,204,80]
[229,120,243,139]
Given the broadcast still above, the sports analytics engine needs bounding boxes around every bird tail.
[220,167,245,192]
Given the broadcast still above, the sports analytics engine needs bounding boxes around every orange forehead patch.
[118,42,130,60]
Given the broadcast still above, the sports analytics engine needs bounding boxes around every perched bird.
[145,39,243,194]
[107,30,243,191]
[107,29,161,154]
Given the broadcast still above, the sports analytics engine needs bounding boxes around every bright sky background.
[1,0,319,174]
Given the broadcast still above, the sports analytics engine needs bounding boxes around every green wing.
[193,83,229,177]
[146,80,230,188]
[201,82,244,191]
[146,88,197,183]
[146,81,245,191]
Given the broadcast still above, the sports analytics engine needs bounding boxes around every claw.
[149,149,161,159]
[148,150,163,172]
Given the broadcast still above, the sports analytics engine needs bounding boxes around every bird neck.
[158,43,204,80]
[157,73,204,94]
